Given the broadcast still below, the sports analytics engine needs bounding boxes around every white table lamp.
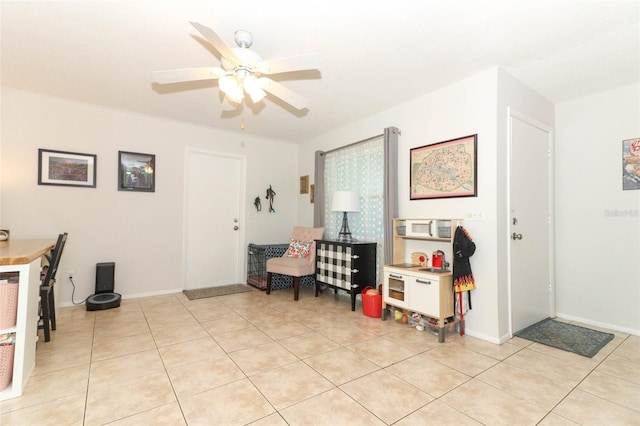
[331,191,360,241]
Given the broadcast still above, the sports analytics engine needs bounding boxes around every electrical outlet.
[68,271,74,280]
[466,211,484,221]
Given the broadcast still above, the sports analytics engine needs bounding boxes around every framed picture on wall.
[623,138,640,190]
[38,149,97,188]
[410,134,477,199]
[118,151,155,192]
[299,175,309,194]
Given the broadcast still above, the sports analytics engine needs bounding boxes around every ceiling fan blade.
[190,21,241,66]
[152,67,226,84]
[256,54,320,75]
[260,77,308,110]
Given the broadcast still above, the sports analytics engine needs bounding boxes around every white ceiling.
[1,1,638,143]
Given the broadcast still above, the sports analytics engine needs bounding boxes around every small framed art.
[299,175,309,194]
[118,151,155,192]
[38,149,97,188]
[623,138,640,190]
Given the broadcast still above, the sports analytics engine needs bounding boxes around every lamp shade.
[244,75,266,103]
[219,75,243,104]
[331,191,360,212]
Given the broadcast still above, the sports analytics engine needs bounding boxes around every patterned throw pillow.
[286,239,312,259]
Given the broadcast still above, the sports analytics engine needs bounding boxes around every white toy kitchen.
[382,218,461,342]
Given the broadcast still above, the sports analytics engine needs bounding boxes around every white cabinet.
[383,266,454,342]
[411,274,443,318]
[0,259,41,401]
[384,270,409,310]
[0,239,54,401]
[412,274,455,326]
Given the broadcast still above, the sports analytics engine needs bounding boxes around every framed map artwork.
[410,134,477,200]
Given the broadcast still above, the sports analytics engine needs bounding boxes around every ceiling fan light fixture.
[154,23,319,111]
[244,75,266,103]
[219,75,244,104]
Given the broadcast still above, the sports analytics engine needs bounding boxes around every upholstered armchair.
[266,226,325,300]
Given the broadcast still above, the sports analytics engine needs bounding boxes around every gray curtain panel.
[384,126,400,262]
[313,150,325,228]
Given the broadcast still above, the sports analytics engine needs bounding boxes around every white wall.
[0,87,298,305]
[299,72,639,341]
[555,83,640,333]
[299,68,564,342]
[299,69,503,341]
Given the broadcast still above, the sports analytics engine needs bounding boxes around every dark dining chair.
[39,232,68,342]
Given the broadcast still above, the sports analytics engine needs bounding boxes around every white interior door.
[509,111,553,333]
[183,150,244,289]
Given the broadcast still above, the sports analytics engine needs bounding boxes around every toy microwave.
[405,219,451,238]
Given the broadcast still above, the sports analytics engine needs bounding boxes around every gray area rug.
[515,318,614,358]
[183,284,253,300]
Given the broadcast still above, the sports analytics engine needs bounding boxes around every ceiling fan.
[152,22,320,110]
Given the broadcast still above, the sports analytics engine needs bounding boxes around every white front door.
[183,150,245,290]
[509,110,554,333]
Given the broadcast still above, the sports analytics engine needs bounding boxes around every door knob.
[511,232,523,240]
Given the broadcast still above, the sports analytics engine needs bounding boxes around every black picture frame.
[118,151,155,192]
[38,148,97,188]
[410,134,478,200]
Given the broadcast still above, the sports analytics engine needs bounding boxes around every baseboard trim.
[59,288,183,308]
[555,313,639,337]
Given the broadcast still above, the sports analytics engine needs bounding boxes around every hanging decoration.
[253,196,262,212]
[265,185,276,213]
[453,225,476,292]
[453,224,476,336]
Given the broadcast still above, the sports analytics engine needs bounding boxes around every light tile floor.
[1,286,639,425]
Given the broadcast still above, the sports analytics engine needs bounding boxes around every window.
[315,127,399,284]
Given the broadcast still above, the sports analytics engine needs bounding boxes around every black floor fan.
[86,262,121,311]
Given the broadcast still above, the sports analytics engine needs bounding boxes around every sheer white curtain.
[324,135,385,282]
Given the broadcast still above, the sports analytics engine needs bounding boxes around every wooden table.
[0,239,55,265]
[0,239,55,401]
